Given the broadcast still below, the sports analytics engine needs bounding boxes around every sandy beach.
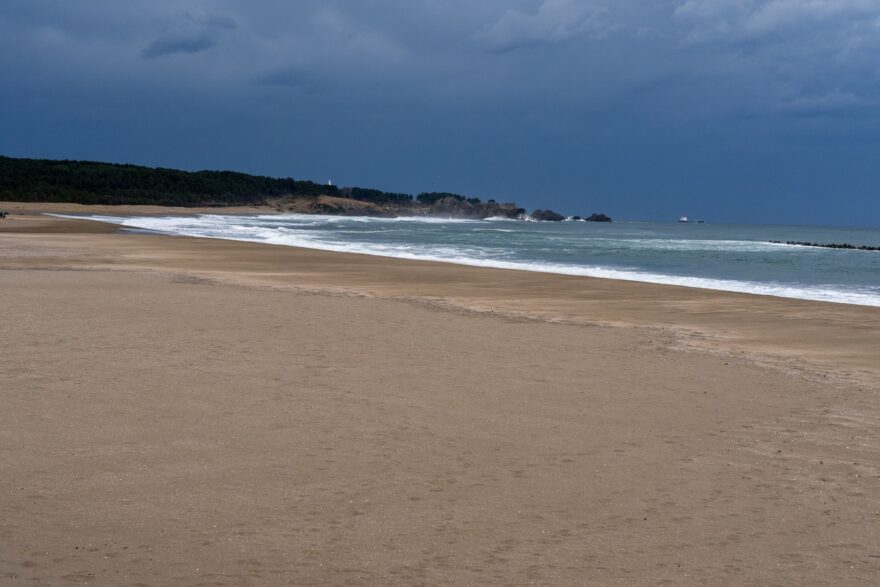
[2,205,879,584]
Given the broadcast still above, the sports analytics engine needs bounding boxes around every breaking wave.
[54,213,880,307]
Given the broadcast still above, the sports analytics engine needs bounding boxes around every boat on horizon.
[679,216,705,224]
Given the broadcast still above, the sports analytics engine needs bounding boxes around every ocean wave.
[59,213,880,307]
[265,213,482,224]
[611,238,797,253]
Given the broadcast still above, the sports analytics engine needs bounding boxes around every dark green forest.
[416,192,483,205]
[341,186,414,205]
[0,156,498,210]
[0,156,345,206]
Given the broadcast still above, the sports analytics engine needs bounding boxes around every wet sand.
[1,205,879,584]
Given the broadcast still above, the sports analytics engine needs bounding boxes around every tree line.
[0,156,490,208]
[0,156,339,206]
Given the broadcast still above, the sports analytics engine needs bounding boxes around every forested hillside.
[0,156,339,206]
[0,155,534,219]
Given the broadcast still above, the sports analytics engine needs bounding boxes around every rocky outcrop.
[276,195,397,217]
[531,209,566,222]
[272,194,526,220]
[429,196,524,219]
[429,196,477,218]
[479,201,526,219]
[585,213,612,222]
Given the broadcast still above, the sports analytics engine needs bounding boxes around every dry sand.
[1,205,879,585]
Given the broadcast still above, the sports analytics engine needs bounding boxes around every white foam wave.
[262,213,481,224]
[60,214,880,307]
[617,238,795,253]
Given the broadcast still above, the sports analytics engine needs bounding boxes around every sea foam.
[53,213,880,307]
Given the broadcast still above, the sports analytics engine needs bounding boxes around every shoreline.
[0,200,282,217]
[2,205,879,386]
[3,205,880,583]
[9,201,880,309]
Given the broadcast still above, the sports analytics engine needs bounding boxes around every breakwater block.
[769,240,880,251]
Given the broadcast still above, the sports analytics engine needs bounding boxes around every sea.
[72,213,880,307]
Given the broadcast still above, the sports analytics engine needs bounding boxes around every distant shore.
[2,204,879,584]
[1,156,618,221]
[0,155,527,219]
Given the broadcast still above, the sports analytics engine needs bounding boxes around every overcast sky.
[2,1,879,225]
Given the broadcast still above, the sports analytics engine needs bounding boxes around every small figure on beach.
[0,211,7,219]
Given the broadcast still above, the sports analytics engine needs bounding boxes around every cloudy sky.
[2,1,879,225]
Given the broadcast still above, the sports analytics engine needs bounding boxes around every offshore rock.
[531,209,566,222]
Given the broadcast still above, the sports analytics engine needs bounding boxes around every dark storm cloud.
[261,68,308,88]
[142,34,216,59]
[2,0,880,225]
[142,12,236,59]
[478,0,614,52]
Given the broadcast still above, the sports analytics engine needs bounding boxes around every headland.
[1,155,611,221]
